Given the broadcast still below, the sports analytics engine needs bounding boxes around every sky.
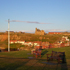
[0,0,70,33]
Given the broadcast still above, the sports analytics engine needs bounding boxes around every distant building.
[19,31,25,33]
[35,28,45,35]
[10,40,25,44]
[48,32,62,34]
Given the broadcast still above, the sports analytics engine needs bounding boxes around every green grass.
[0,50,32,58]
[0,47,70,70]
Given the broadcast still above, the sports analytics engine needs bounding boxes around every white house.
[62,36,69,42]
[10,40,25,44]
[33,42,40,46]
[10,40,17,44]
[17,40,25,44]
[24,42,33,46]
[27,42,33,46]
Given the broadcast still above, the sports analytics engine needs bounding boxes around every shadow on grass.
[0,57,30,70]
[0,56,30,70]
[0,53,68,70]
[49,52,68,70]
[39,52,68,70]
[60,54,68,70]
[41,50,48,57]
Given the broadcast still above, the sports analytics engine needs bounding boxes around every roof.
[49,32,62,34]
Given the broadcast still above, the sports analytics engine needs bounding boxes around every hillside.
[0,32,70,49]
[0,32,62,43]
[0,32,70,42]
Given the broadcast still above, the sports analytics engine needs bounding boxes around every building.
[10,40,25,44]
[48,32,62,34]
[35,28,45,35]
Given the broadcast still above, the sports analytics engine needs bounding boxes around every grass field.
[0,47,70,70]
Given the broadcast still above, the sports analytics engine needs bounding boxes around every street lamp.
[8,19,10,52]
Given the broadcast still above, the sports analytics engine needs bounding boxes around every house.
[53,43,60,48]
[24,42,33,46]
[10,40,17,44]
[64,42,70,46]
[41,42,50,49]
[62,36,69,42]
[42,45,48,49]
[10,40,25,44]
[17,40,25,44]
[33,41,41,46]
[48,32,62,34]
[24,42,28,45]
[36,46,42,49]
[27,42,33,46]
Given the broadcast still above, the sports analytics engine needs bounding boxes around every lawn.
[0,47,70,70]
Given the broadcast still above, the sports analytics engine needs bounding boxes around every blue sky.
[0,0,70,33]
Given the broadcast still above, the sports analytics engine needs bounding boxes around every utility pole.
[8,19,10,52]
